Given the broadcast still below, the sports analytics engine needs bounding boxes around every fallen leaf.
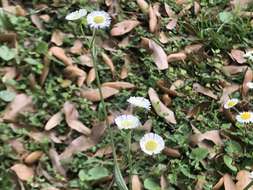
[141,37,168,70]
[166,18,178,30]
[102,81,135,89]
[224,174,236,190]
[167,52,187,62]
[137,0,149,14]
[242,67,253,96]
[220,84,240,104]
[195,176,206,190]
[31,14,44,30]
[120,63,128,79]
[187,101,210,118]
[101,52,115,76]
[132,175,142,190]
[9,139,26,155]
[184,44,203,54]
[194,1,201,15]
[213,176,224,190]
[24,151,43,165]
[156,80,178,97]
[163,147,181,157]
[80,54,93,67]
[193,83,218,100]
[45,112,63,131]
[231,0,252,9]
[110,20,140,36]
[40,54,51,86]
[149,5,158,33]
[222,65,247,75]
[86,68,96,86]
[230,49,246,64]
[49,148,66,177]
[161,94,172,107]
[80,87,119,102]
[94,145,113,157]
[51,30,65,46]
[190,130,224,147]
[70,39,83,54]
[40,14,50,22]
[49,46,73,66]
[148,87,177,124]
[160,175,168,190]
[3,94,33,122]
[235,170,253,190]
[164,3,175,17]
[11,164,34,181]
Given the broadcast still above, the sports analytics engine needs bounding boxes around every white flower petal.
[66,9,87,20]
[127,96,151,110]
[224,98,239,109]
[87,11,111,29]
[140,133,165,155]
[236,112,253,124]
[115,115,141,129]
[247,82,253,89]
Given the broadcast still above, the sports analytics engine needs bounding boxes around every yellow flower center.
[241,112,251,120]
[145,140,158,152]
[227,101,236,107]
[93,16,105,24]
[121,120,133,128]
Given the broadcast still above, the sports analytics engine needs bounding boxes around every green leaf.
[0,90,16,102]
[219,11,233,23]
[144,178,160,190]
[225,141,242,155]
[78,169,89,181]
[223,155,237,172]
[0,46,15,61]
[114,161,128,190]
[190,148,209,162]
[87,166,109,180]
[36,41,48,54]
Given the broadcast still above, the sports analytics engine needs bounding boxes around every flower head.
[247,82,253,89]
[66,9,87,21]
[140,133,165,155]
[250,171,253,179]
[87,11,111,29]
[127,96,151,110]
[224,98,239,109]
[244,50,253,62]
[115,115,141,130]
[236,112,253,123]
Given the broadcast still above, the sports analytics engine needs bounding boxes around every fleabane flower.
[87,11,111,29]
[244,50,253,62]
[115,115,141,130]
[66,9,87,21]
[224,98,239,109]
[236,112,253,123]
[127,96,151,110]
[140,133,165,155]
[247,82,253,89]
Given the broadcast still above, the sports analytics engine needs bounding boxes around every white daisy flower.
[127,96,151,110]
[247,82,253,89]
[249,171,253,179]
[224,98,239,109]
[236,112,253,123]
[87,11,111,29]
[66,9,87,21]
[140,133,165,155]
[244,50,253,62]
[115,115,141,130]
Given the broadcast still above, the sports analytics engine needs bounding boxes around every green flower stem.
[127,130,133,190]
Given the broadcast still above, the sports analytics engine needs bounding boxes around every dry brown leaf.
[235,170,253,190]
[159,32,169,44]
[187,101,210,118]
[139,119,152,132]
[3,5,27,16]
[213,176,224,190]
[24,151,43,165]
[49,148,66,177]
[31,14,44,30]
[40,54,51,86]
[149,5,158,33]
[163,147,181,157]
[80,86,119,102]
[231,0,252,9]
[190,130,224,147]
[110,20,140,36]
[156,80,178,97]
[194,1,201,15]
[162,94,172,107]
[3,94,33,122]
[102,81,135,89]
[137,0,149,14]
[28,131,49,143]
[166,18,178,30]
[184,44,203,54]
[80,54,93,67]
[40,14,50,22]
[242,67,253,96]
[230,49,246,64]
[63,102,91,135]
[49,46,73,66]
[220,84,240,104]
[148,87,177,124]
[0,33,17,48]
[160,175,168,190]
[64,65,87,78]
[141,37,168,70]
[86,68,96,86]
[167,52,187,62]
[195,176,206,190]
[9,139,26,155]
[224,174,236,190]
[101,52,116,76]
[164,3,175,17]
[51,30,65,46]
[193,83,217,100]
[93,145,113,157]
[70,39,83,54]
[222,65,247,75]
[45,112,63,131]
[120,64,129,79]
[132,175,142,190]
[11,164,34,181]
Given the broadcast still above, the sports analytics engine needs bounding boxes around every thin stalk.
[127,130,133,190]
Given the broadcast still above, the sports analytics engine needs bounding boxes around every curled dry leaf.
[86,68,96,85]
[141,37,168,70]
[230,49,246,64]
[110,20,140,36]
[94,145,113,157]
[101,52,115,76]
[64,65,87,78]
[51,30,65,46]
[193,83,218,100]
[80,54,93,67]
[24,151,43,165]
[45,111,63,131]
[162,94,172,107]
[194,1,201,15]
[138,119,152,132]
[187,101,210,118]
[11,164,34,181]
[31,14,44,30]
[3,94,33,122]
[149,5,158,33]
[132,175,142,190]
[167,52,187,63]
[163,147,181,158]
[224,174,236,190]
[166,18,178,30]
[159,32,169,44]
[40,54,51,86]
[80,86,119,102]
[184,44,203,54]
[63,101,91,135]
[164,3,175,17]
[148,87,177,124]
[137,0,149,14]
[49,46,73,66]
[102,81,135,89]
[222,65,247,75]
[220,84,240,104]
[9,139,26,155]
[120,64,128,79]
[242,67,253,97]
[70,39,83,54]
[156,80,178,97]
[49,148,66,178]
[235,170,253,190]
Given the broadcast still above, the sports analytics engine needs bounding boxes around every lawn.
[0,0,253,190]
